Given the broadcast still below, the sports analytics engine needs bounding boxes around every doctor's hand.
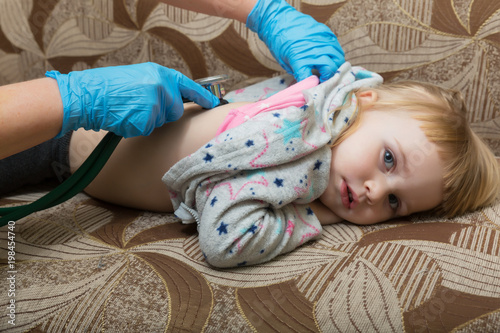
[46,62,220,138]
[247,0,344,82]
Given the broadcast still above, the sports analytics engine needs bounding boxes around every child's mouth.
[348,187,353,203]
[341,180,358,210]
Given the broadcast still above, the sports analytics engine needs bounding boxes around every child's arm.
[165,134,333,268]
[195,185,324,268]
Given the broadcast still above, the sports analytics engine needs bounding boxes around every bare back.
[69,102,249,212]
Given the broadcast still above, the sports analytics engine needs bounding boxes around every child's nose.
[364,177,389,205]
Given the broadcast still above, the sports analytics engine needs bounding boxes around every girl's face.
[320,97,444,225]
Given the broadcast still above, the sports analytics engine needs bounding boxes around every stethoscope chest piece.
[195,74,229,99]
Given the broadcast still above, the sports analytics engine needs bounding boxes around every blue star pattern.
[274,178,284,187]
[246,140,254,147]
[314,160,323,170]
[306,207,314,215]
[210,197,218,207]
[217,222,228,235]
[248,225,258,234]
[203,153,214,163]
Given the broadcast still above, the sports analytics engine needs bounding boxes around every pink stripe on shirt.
[216,75,320,136]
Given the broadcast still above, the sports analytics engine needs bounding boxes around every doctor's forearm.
[159,0,257,23]
[0,78,63,159]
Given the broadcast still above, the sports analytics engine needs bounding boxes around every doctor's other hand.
[247,0,344,82]
[46,62,220,138]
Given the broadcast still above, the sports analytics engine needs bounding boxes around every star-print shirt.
[163,63,383,267]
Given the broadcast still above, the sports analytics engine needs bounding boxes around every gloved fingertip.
[179,77,219,109]
[194,93,220,109]
[319,71,334,83]
[294,68,313,82]
[318,61,342,82]
[204,94,221,109]
[211,94,221,108]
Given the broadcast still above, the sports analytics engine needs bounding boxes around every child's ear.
[358,90,378,107]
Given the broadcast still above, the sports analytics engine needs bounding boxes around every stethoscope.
[0,75,229,226]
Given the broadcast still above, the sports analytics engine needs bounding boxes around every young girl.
[59,63,498,267]
[4,63,500,267]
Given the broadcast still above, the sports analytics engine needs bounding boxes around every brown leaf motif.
[293,217,500,332]
[0,199,211,332]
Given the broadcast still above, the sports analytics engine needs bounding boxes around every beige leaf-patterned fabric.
[1,193,500,332]
[1,0,500,332]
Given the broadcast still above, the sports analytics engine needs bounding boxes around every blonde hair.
[333,81,500,218]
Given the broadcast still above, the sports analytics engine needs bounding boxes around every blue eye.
[389,194,399,210]
[384,150,395,169]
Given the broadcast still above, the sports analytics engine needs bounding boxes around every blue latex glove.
[247,0,344,82]
[46,62,220,138]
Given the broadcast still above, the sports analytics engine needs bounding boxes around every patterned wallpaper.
[0,0,499,153]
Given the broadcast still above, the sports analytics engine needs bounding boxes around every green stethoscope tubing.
[0,132,122,227]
